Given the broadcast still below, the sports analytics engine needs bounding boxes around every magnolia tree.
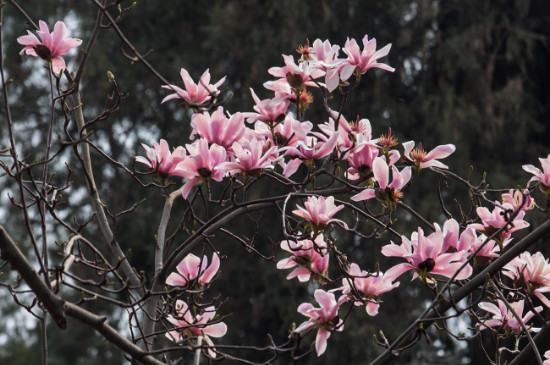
[1,2,550,365]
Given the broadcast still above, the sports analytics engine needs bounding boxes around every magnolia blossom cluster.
[13,15,550,362]
[137,36,458,204]
[131,34,550,357]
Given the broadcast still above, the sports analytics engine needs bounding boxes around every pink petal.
[315,329,331,356]
[424,144,456,162]
[372,157,389,189]
[314,289,335,311]
[384,263,412,281]
[200,253,220,284]
[350,188,376,202]
[339,63,356,82]
[283,158,303,177]
[165,273,187,286]
[50,56,66,74]
[181,178,199,199]
[366,302,380,316]
[203,322,227,338]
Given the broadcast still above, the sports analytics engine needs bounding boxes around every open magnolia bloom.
[292,195,347,230]
[294,289,346,356]
[135,139,187,181]
[190,107,245,150]
[277,234,329,283]
[341,263,399,316]
[501,189,535,211]
[219,140,279,177]
[244,88,290,124]
[306,38,343,92]
[503,251,550,308]
[165,253,220,288]
[165,300,227,358]
[477,299,542,334]
[402,141,456,169]
[523,154,550,192]
[172,139,228,199]
[268,54,325,90]
[340,34,395,81]
[469,201,529,240]
[283,133,339,177]
[383,226,472,282]
[17,20,82,74]
[161,68,226,106]
[351,156,412,203]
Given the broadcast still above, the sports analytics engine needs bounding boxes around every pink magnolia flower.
[382,226,472,282]
[283,133,339,177]
[161,68,226,106]
[346,144,380,180]
[501,189,535,212]
[244,88,290,124]
[268,54,324,90]
[135,139,187,179]
[277,235,329,282]
[292,196,347,230]
[340,35,395,82]
[190,107,245,150]
[220,140,278,176]
[433,219,503,266]
[402,141,456,169]
[523,154,550,191]
[478,299,542,333]
[17,20,82,74]
[316,110,377,150]
[503,251,550,308]
[307,39,344,92]
[341,263,399,316]
[166,300,227,358]
[439,219,480,254]
[166,253,220,287]
[351,156,412,203]
[294,289,346,356]
[461,229,504,265]
[254,114,312,148]
[544,350,550,365]
[469,202,529,240]
[172,139,227,199]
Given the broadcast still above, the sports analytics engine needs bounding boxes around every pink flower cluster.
[15,19,550,361]
[132,33,549,358]
[136,34,459,206]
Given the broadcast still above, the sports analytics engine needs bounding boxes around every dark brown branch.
[64,302,164,365]
[0,225,67,329]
